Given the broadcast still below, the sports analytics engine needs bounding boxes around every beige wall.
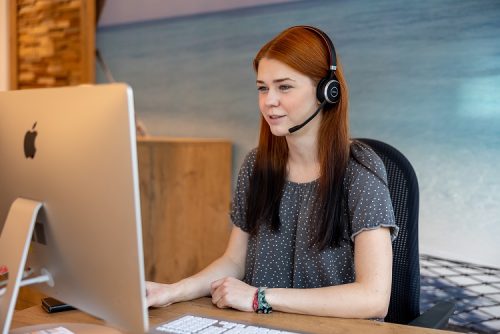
[0,0,8,91]
[98,0,297,27]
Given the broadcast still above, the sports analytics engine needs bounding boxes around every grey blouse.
[230,141,399,289]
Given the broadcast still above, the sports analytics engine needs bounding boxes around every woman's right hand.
[145,281,179,308]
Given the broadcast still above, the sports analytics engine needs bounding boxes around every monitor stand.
[0,198,44,334]
[1,199,139,334]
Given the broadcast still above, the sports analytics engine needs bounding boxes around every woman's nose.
[264,89,279,107]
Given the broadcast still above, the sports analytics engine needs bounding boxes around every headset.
[302,26,341,105]
[288,25,341,133]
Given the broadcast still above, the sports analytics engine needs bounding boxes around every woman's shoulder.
[347,140,387,183]
[236,148,258,180]
[242,148,258,168]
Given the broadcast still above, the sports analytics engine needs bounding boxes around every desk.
[11,297,455,334]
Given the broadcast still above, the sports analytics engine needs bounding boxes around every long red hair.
[246,26,351,249]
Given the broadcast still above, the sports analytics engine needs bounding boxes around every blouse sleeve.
[229,149,257,232]
[347,143,399,242]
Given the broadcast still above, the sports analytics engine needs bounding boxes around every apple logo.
[24,122,38,159]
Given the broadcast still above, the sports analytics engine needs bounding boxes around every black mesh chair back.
[356,138,420,324]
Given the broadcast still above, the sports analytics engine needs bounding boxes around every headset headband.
[294,25,337,74]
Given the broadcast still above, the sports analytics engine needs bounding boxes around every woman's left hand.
[210,277,256,312]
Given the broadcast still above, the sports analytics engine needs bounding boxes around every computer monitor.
[0,84,148,333]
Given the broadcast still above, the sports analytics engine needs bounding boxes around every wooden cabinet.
[137,137,232,283]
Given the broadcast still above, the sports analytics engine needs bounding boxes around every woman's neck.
[286,132,320,183]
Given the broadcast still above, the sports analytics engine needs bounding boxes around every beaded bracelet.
[253,287,272,314]
[252,288,259,312]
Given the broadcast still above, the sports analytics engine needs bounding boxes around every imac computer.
[0,84,148,333]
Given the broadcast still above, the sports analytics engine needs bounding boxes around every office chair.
[356,138,455,329]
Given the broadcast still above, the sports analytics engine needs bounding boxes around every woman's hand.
[145,281,179,308]
[210,277,256,312]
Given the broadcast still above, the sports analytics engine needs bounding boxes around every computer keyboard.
[154,315,301,334]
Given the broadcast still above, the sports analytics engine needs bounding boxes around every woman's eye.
[257,86,268,92]
[279,85,292,91]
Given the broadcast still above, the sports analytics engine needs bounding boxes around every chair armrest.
[408,301,455,329]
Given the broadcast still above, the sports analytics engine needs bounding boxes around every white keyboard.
[154,315,301,334]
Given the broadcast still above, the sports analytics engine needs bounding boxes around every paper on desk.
[25,326,75,334]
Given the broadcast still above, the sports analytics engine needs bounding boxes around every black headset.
[296,25,341,105]
[286,26,341,133]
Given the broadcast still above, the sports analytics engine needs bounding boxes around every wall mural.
[96,0,500,267]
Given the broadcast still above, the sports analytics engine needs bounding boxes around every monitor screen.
[0,84,148,333]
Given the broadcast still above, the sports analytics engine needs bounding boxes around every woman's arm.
[146,226,249,307]
[211,227,392,319]
[266,227,393,318]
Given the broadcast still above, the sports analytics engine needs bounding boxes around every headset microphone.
[288,100,327,133]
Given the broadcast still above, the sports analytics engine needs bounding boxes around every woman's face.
[256,58,319,137]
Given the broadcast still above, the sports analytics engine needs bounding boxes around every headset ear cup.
[324,79,340,104]
[316,78,328,103]
[316,78,340,105]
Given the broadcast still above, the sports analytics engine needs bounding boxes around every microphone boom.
[288,101,327,134]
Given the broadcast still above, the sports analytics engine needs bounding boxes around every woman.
[146,25,398,319]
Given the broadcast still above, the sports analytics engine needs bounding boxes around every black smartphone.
[41,297,76,313]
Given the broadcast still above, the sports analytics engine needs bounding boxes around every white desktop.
[0,84,148,334]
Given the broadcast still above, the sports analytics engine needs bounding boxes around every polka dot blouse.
[230,141,399,289]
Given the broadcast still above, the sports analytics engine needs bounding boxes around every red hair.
[247,26,351,249]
